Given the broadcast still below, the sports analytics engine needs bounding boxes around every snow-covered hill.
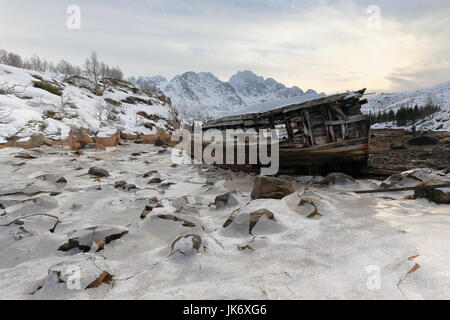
[0,64,180,146]
[131,71,322,121]
[364,81,450,131]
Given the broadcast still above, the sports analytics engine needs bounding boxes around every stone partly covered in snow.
[214,192,239,209]
[414,186,450,204]
[34,255,112,297]
[223,208,282,236]
[14,151,38,159]
[114,181,137,191]
[322,172,356,185]
[171,195,196,209]
[169,234,203,256]
[251,176,295,200]
[381,168,449,189]
[58,225,129,253]
[88,167,110,177]
[157,214,197,228]
[408,136,439,146]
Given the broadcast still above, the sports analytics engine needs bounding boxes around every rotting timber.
[195,89,370,175]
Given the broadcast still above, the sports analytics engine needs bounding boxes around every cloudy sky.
[0,0,449,93]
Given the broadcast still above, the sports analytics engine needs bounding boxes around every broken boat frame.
[195,89,370,174]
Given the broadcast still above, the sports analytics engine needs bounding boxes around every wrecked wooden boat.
[195,89,370,174]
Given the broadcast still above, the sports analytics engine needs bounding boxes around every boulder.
[148,177,162,184]
[88,167,110,177]
[414,186,450,204]
[251,176,295,200]
[223,208,282,235]
[214,192,239,209]
[408,136,439,146]
[15,151,37,159]
[114,181,137,191]
[170,234,203,256]
[322,172,356,185]
[58,226,129,253]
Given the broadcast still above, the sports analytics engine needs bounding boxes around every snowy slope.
[131,71,322,122]
[364,81,450,131]
[0,64,180,143]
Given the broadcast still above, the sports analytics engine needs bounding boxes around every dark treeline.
[369,104,442,127]
[0,48,123,80]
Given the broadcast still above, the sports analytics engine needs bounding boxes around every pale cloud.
[0,0,449,93]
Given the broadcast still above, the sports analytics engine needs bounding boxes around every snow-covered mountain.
[229,70,317,105]
[164,72,246,121]
[0,64,180,146]
[364,81,450,131]
[131,70,322,121]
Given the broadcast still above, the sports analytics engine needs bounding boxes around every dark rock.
[251,176,295,200]
[414,186,450,204]
[148,177,162,184]
[408,136,439,146]
[0,203,4,210]
[88,167,110,177]
[114,181,127,189]
[116,182,137,191]
[214,192,239,209]
[56,177,67,184]
[154,139,164,147]
[322,172,356,185]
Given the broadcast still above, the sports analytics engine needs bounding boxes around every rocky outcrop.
[414,186,450,204]
[251,176,295,199]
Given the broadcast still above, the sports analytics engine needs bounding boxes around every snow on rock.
[0,64,180,146]
[381,168,450,189]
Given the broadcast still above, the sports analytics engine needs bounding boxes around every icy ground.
[0,144,449,300]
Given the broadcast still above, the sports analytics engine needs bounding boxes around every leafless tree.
[57,94,74,113]
[84,51,102,86]
[90,101,115,122]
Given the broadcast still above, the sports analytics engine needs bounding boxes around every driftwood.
[352,183,450,195]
